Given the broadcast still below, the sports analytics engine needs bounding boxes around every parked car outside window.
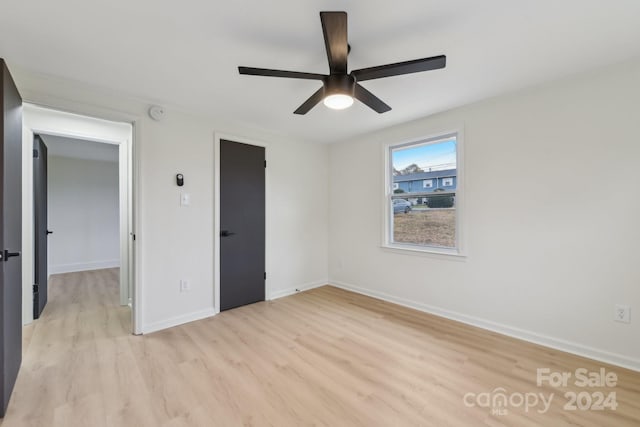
[392,199,412,214]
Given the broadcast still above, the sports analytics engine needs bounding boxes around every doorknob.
[46,230,53,235]
[2,250,21,262]
[220,230,236,237]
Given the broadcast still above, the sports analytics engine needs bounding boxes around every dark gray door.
[0,58,22,417]
[220,140,265,311]
[33,135,48,319]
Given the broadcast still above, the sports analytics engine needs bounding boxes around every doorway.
[22,104,137,332]
[33,134,123,320]
[217,139,266,311]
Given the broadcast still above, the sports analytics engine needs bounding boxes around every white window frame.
[382,129,465,257]
[422,179,433,188]
[442,177,454,187]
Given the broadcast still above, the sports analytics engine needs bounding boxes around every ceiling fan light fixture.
[323,93,354,110]
[323,74,355,110]
[237,11,446,115]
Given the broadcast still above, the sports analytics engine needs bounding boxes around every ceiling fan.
[238,11,446,115]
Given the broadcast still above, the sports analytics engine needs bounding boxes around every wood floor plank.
[1,269,639,426]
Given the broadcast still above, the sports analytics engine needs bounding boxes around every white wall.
[328,58,640,370]
[15,69,329,333]
[47,155,120,274]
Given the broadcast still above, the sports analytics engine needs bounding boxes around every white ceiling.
[2,1,640,144]
[41,134,119,163]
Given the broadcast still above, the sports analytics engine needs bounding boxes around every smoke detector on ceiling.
[148,105,165,121]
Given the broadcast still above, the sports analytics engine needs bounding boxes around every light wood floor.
[2,269,639,426]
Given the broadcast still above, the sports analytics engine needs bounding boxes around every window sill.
[381,243,467,260]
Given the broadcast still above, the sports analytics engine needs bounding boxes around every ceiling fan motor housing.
[323,74,355,97]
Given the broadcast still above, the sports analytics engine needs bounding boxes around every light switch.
[180,192,191,206]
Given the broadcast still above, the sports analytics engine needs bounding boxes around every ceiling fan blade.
[354,84,391,113]
[294,87,325,115]
[351,55,446,82]
[320,11,348,74]
[239,66,326,80]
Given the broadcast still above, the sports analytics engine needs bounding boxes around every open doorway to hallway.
[34,134,125,323]
[22,104,137,332]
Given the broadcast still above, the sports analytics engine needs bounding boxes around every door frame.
[213,133,268,314]
[21,104,141,333]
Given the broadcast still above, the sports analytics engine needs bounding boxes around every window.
[386,132,461,254]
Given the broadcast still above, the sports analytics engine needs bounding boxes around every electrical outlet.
[180,279,191,293]
[614,304,630,323]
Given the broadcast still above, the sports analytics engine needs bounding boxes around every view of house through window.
[389,134,458,249]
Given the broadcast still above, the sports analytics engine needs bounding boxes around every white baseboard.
[142,308,216,334]
[268,279,328,300]
[329,279,640,372]
[49,259,120,275]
